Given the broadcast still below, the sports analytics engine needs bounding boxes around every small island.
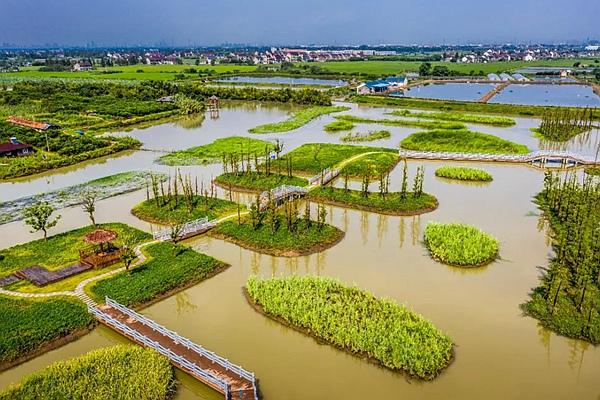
[435,166,493,182]
[423,222,499,267]
[245,275,453,380]
[401,129,529,154]
[249,105,349,133]
[214,171,308,193]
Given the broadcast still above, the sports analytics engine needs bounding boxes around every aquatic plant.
[400,129,529,154]
[246,275,453,379]
[424,222,499,267]
[388,109,516,126]
[335,115,466,130]
[340,130,391,142]
[435,166,493,182]
[249,105,349,133]
[324,120,354,132]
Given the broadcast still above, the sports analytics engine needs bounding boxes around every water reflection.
[175,292,198,316]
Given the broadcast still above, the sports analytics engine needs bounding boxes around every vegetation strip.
[387,109,516,126]
[0,345,176,400]
[214,172,308,193]
[435,166,493,182]
[0,172,166,225]
[89,242,228,308]
[246,275,453,380]
[424,222,499,267]
[400,129,529,154]
[324,120,354,132]
[156,136,274,166]
[335,115,466,130]
[521,172,600,344]
[340,130,391,142]
[248,105,349,133]
[532,107,595,142]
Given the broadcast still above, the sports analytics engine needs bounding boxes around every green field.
[2,64,258,81]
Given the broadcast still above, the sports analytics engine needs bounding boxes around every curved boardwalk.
[399,149,600,167]
[91,298,259,400]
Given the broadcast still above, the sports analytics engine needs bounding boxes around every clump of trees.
[147,171,211,212]
[221,142,293,178]
[538,107,594,141]
[522,172,600,343]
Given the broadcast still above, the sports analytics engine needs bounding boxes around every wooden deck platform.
[90,298,258,400]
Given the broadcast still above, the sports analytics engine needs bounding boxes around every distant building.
[385,76,408,87]
[7,116,59,131]
[560,69,570,78]
[156,96,175,103]
[0,138,34,157]
[356,76,407,94]
[73,60,93,71]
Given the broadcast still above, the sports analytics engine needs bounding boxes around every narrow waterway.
[0,102,599,399]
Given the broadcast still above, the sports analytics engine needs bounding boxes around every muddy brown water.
[0,102,599,399]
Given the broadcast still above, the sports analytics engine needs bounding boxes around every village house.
[72,60,93,71]
[356,76,407,94]
[0,138,34,157]
[7,116,59,131]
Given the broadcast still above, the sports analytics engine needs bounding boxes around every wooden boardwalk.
[478,82,509,103]
[91,298,258,400]
[399,149,600,167]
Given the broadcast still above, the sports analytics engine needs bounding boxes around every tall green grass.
[388,109,516,126]
[0,345,175,400]
[340,130,391,142]
[435,166,493,182]
[324,120,354,132]
[249,106,349,133]
[400,129,529,154]
[246,275,453,379]
[335,115,466,130]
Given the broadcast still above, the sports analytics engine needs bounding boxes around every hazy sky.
[1,0,598,46]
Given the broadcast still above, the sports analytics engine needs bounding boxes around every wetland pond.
[216,76,348,87]
[1,102,599,400]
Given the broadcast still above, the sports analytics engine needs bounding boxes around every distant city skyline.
[1,0,598,47]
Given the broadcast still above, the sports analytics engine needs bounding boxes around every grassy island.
[424,222,499,267]
[435,166,493,182]
[521,173,600,344]
[210,212,344,257]
[90,242,228,307]
[272,143,399,178]
[248,105,349,133]
[388,109,516,126]
[0,346,175,400]
[324,120,354,132]
[156,137,274,166]
[214,172,308,192]
[340,130,391,142]
[401,129,529,154]
[0,296,94,368]
[334,115,466,130]
[308,187,438,216]
[246,275,453,379]
[132,195,239,225]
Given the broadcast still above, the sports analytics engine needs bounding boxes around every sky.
[0,0,598,47]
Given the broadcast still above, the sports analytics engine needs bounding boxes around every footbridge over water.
[91,298,259,400]
[399,150,600,167]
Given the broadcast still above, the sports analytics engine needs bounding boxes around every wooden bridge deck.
[91,298,258,400]
[399,150,600,166]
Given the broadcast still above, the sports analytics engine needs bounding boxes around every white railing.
[308,168,340,186]
[104,298,258,394]
[258,185,308,210]
[398,149,599,165]
[152,217,218,241]
[89,304,231,395]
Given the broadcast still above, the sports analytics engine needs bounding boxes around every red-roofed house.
[0,141,34,157]
[7,116,59,131]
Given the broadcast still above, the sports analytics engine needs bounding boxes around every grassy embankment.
[340,130,391,142]
[0,346,176,400]
[324,120,354,132]
[353,95,600,120]
[211,217,344,257]
[246,275,453,380]
[387,109,516,126]
[214,172,308,192]
[0,223,150,293]
[248,105,349,133]
[334,115,466,130]
[0,296,94,370]
[132,196,240,225]
[400,129,529,154]
[435,166,493,182]
[308,187,437,216]
[89,242,228,307]
[424,222,499,267]
[156,136,274,166]
[271,143,400,178]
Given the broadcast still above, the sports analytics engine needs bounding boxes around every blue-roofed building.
[356,76,407,94]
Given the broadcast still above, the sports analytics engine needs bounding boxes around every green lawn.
[249,106,349,133]
[308,187,438,215]
[132,196,241,225]
[89,242,228,307]
[246,275,453,379]
[0,295,94,365]
[0,345,175,400]
[156,137,275,166]
[400,129,529,154]
[214,172,308,192]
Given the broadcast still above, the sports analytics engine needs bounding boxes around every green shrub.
[424,222,499,266]
[0,345,175,400]
[249,106,349,133]
[400,129,529,154]
[246,275,453,379]
[435,166,493,182]
[90,242,227,307]
[0,296,94,364]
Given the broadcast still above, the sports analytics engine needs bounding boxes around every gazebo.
[79,229,122,268]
